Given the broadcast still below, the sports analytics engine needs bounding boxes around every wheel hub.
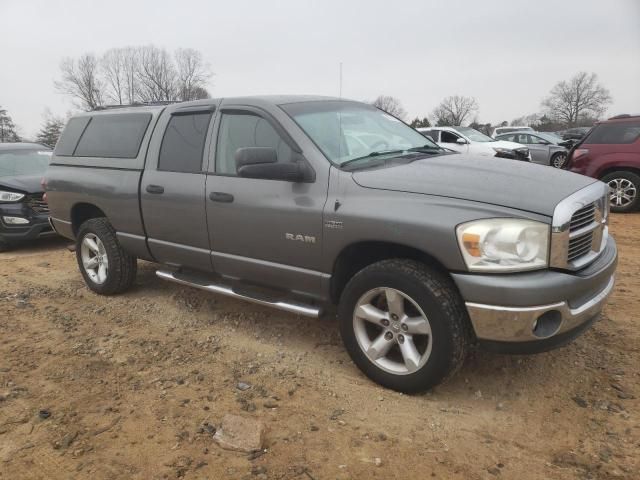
[352,287,433,375]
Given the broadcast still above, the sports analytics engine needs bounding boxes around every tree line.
[372,71,612,134]
[55,45,213,111]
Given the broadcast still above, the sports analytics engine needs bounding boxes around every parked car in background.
[418,126,531,161]
[560,127,591,141]
[0,143,54,251]
[496,131,571,167]
[566,114,640,212]
[491,125,534,138]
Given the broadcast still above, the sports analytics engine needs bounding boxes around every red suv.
[567,114,640,212]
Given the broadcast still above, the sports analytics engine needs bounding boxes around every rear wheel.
[76,218,137,295]
[338,259,471,393]
[602,171,640,213]
[551,152,567,168]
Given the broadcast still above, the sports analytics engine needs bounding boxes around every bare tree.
[136,46,178,103]
[371,95,407,119]
[542,72,612,127]
[431,95,479,126]
[55,54,104,110]
[175,48,212,101]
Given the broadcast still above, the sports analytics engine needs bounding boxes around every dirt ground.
[0,215,638,480]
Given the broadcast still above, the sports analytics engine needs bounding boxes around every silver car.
[496,131,569,168]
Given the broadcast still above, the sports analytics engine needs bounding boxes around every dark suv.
[0,143,54,251]
[567,115,640,212]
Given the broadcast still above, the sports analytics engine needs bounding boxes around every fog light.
[532,310,562,338]
[2,216,30,225]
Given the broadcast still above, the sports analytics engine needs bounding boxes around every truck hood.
[0,174,44,194]
[351,154,596,216]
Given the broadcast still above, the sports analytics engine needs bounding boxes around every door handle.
[146,184,165,194]
[209,192,234,203]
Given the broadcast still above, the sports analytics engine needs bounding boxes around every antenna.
[339,62,343,98]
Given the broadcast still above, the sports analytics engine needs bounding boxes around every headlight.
[0,191,25,202]
[492,147,510,154]
[457,219,549,272]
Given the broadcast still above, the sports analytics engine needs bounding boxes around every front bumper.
[452,236,617,352]
[0,202,54,244]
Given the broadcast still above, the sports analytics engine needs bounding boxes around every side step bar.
[156,269,321,318]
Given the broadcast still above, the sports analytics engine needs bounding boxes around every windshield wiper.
[340,149,404,168]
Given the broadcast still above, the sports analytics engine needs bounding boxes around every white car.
[418,126,531,161]
[491,125,535,138]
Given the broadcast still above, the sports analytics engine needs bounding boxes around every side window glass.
[215,113,292,176]
[158,112,212,173]
[421,131,438,142]
[440,131,459,143]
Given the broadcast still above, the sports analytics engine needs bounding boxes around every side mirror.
[235,147,311,182]
[456,138,467,145]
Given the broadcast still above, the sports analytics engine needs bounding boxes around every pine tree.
[0,106,21,142]
[36,115,65,148]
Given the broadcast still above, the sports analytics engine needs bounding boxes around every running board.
[156,269,321,318]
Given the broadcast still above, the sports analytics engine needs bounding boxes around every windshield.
[0,149,52,177]
[452,127,495,142]
[281,101,440,165]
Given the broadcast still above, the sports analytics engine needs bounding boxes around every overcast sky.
[2,0,639,138]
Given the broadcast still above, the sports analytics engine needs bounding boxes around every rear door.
[141,104,216,270]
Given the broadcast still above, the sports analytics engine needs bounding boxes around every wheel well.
[599,166,640,180]
[71,203,106,235]
[330,241,448,304]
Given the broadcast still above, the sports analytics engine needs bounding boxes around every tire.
[75,218,137,295]
[550,152,567,169]
[601,171,640,213]
[338,259,471,393]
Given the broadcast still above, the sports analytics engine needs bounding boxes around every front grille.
[515,148,529,161]
[569,203,596,232]
[568,231,594,261]
[550,183,608,271]
[25,193,49,214]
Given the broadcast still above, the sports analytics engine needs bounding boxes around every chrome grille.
[26,193,49,214]
[550,183,609,271]
[568,231,594,261]
[569,203,596,232]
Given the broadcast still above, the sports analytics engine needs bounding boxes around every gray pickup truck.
[46,96,617,392]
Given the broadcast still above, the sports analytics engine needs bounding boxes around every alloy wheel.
[80,233,109,284]
[608,178,637,208]
[353,287,433,375]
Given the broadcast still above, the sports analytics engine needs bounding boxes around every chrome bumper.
[466,274,615,342]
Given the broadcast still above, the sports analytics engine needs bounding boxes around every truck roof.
[82,95,348,118]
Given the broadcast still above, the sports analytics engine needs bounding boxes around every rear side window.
[585,122,640,144]
[74,113,152,158]
[158,112,212,173]
[54,117,90,156]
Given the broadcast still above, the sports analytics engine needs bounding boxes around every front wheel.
[602,171,640,213]
[76,218,137,295]
[551,152,567,168]
[338,259,471,393]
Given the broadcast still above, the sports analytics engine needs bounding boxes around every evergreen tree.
[409,117,431,128]
[0,106,21,142]
[36,115,65,147]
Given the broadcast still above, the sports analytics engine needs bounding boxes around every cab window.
[215,112,293,176]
